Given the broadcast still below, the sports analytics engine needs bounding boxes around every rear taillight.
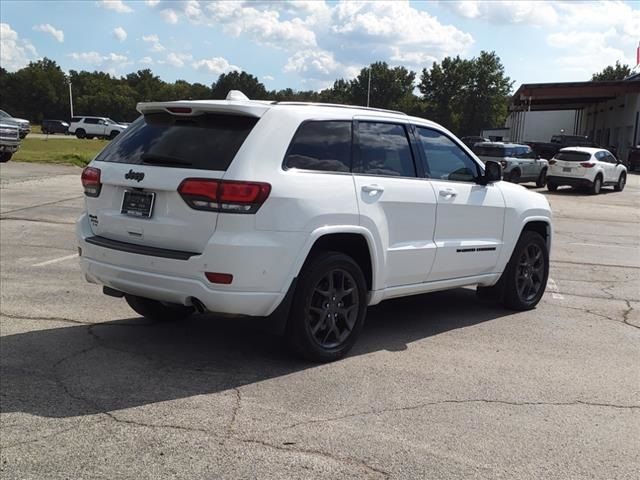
[580,162,595,168]
[178,178,271,214]
[548,159,557,165]
[81,167,102,197]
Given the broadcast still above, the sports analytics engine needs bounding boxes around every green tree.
[591,61,632,81]
[349,62,416,110]
[211,71,267,99]
[419,51,512,136]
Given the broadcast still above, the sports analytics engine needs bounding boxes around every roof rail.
[272,101,408,116]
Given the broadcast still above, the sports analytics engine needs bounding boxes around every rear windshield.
[473,145,513,157]
[554,151,591,162]
[94,113,258,170]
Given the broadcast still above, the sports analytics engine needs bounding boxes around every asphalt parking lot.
[1,162,638,479]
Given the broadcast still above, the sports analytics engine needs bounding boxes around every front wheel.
[109,130,119,140]
[287,252,368,362]
[507,169,521,183]
[125,295,194,322]
[536,169,547,188]
[0,152,12,163]
[502,231,549,310]
[614,172,626,192]
[75,129,86,139]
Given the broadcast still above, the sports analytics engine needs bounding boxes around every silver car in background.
[0,121,20,162]
[473,142,549,187]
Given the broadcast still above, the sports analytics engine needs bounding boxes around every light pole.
[68,79,74,118]
[366,67,371,108]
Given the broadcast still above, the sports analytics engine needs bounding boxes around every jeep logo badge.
[125,169,144,182]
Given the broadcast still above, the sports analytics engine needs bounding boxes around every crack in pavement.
[225,388,242,440]
[551,260,640,270]
[0,195,83,215]
[622,300,639,330]
[549,302,639,331]
[277,398,640,434]
[239,438,390,479]
[0,311,94,326]
[1,421,106,450]
[0,217,75,225]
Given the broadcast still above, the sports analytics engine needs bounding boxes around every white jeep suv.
[76,93,552,361]
[69,116,128,140]
[547,147,627,194]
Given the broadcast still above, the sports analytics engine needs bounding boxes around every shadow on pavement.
[1,288,511,419]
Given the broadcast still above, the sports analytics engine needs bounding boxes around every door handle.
[362,184,384,193]
[439,188,458,198]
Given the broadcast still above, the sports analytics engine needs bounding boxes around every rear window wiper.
[141,153,192,166]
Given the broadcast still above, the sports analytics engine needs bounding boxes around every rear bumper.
[76,213,301,317]
[547,175,593,188]
[79,256,284,316]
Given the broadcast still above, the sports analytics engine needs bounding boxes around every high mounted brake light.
[178,178,271,214]
[81,167,102,197]
[166,107,192,114]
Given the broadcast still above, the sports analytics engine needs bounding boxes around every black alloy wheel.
[502,231,549,310]
[287,252,367,362]
[515,243,545,303]
[306,268,360,349]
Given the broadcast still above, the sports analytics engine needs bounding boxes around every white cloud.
[162,52,193,68]
[142,33,165,52]
[160,8,179,24]
[263,75,274,81]
[113,26,127,42]
[145,0,160,6]
[32,23,64,43]
[98,0,133,14]
[0,23,39,71]
[173,0,473,86]
[139,56,153,65]
[68,51,132,73]
[192,56,242,75]
[544,1,639,78]
[444,1,559,26]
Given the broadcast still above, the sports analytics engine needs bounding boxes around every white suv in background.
[76,93,552,361]
[547,147,627,194]
[69,116,128,140]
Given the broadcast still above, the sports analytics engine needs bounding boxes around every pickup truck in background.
[526,135,597,161]
[0,121,21,162]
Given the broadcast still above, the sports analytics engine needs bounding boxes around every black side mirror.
[478,160,502,185]
[536,155,541,160]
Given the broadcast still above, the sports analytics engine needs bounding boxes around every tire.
[286,252,368,362]
[109,130,119,140]
[590,175,602,195]
[75,129,86,139]
[614,172,626,192]
[508,169,521,183]
[0,152,12,163]
[502,231,549,311]
[547,181,558,192]
[536,168,547,188]
[125,295,194,322]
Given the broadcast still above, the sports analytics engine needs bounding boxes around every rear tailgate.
[84,104,264,254]
[550,150,592,177]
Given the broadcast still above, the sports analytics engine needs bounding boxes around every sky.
[1,0,639,92]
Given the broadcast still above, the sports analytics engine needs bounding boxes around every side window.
[356,122,416,177]
[595,151,607,161]
[415,127,479,182]
[84,118,99,125]
[606,153,617,164]
[70,117,81,123]
[284,121,351,172]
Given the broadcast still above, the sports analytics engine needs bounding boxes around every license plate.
[121,190,155,218]
[563,167,572,172]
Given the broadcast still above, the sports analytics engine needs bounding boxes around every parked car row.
[0,109,31,139]
[469,141,627,195]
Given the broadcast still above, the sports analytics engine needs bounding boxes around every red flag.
[637,41,640,65]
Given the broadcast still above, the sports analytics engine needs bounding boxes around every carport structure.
[509,75,640,161]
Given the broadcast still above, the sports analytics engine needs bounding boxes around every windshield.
[94,112,258,171]
[554,151,591,162]
[0,110,9,118]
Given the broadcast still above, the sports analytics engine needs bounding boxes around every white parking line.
[547,278,564,300]
[32,253,78,267]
